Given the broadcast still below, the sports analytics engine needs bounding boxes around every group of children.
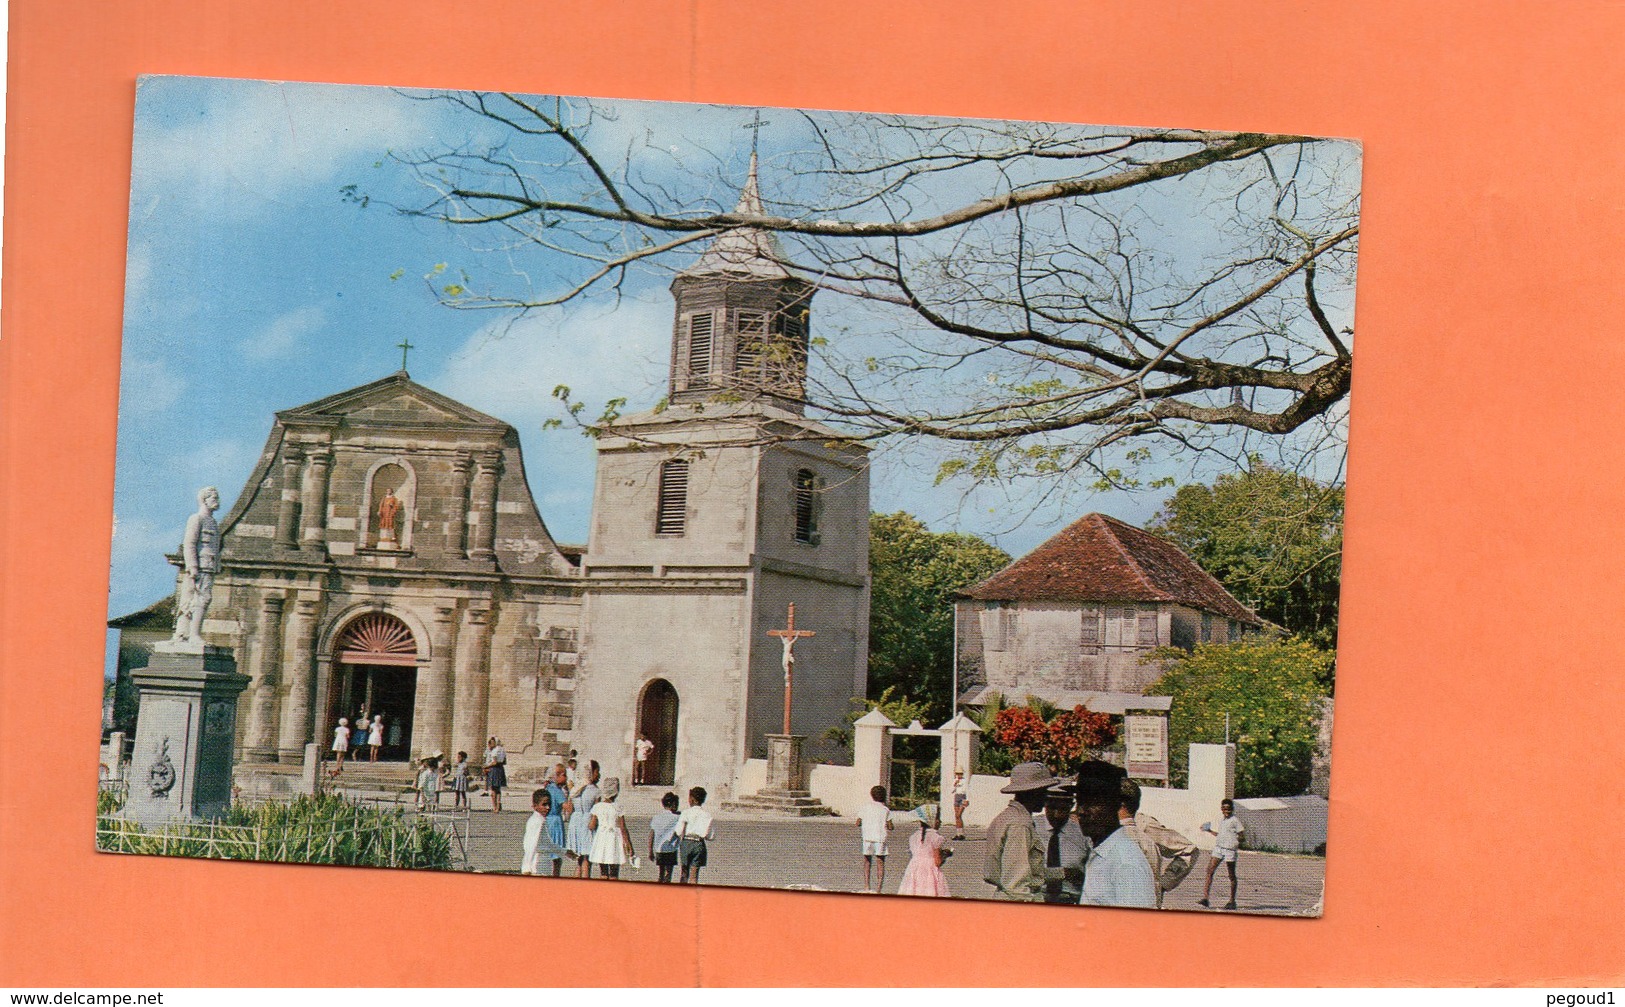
[412,751,471,812]
[521,783,716,883]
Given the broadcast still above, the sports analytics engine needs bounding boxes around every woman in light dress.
[587,777,635,879]
[483,737,508,813]
[367,714,384,762]
[566,760,601,878]
[330,717,350,773]
[896,804,950,897]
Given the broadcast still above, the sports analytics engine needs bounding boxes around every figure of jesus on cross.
[767,603,815,735]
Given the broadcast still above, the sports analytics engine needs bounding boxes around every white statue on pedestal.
[165,486,221,652]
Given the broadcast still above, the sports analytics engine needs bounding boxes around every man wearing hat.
[982,761,1059,901]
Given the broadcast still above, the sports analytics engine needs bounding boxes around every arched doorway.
[636,679,678,786]
[326,613,420,761]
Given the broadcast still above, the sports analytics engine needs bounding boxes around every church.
[115,160,872,798]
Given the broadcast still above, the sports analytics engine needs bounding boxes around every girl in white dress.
[587,777,635,879]
[330,718,349,774]
[367,714,384,762]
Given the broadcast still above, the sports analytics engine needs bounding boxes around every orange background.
[3,0,1623,987]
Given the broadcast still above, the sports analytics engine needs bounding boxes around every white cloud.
[133,77,431,216]
[430,293,670,435]
[244,305,326,361]
[118,357,186,416]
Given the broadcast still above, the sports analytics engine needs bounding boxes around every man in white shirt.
[1035,789,1091,903]
[1199,798,1245,910]
[1073,773,1157,909]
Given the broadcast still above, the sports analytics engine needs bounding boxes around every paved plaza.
[414,788,1324,917]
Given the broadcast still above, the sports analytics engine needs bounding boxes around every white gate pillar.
[852,708,895,807]
[937,713,981,814]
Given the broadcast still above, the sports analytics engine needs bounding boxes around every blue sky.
[110,77,1356,647]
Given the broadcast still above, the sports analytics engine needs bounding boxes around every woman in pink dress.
[896,805,950,897]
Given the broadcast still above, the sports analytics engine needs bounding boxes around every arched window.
[656,458,690,536]
[793,468,819,544]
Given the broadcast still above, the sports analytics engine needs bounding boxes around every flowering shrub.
[991,703,1118,774]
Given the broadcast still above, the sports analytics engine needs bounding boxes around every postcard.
[101,75,1358,916]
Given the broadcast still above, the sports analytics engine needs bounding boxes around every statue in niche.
[376,487,403,549]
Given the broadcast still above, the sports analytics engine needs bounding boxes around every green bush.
[1144,637,1331,798]
[96,794,451,869]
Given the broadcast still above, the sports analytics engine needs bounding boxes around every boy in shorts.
[1198,798,1245,909]
[857,785,894,893]
[649,791,682,883]
[675,786,715,884]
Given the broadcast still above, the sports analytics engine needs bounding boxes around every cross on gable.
[397,338,415,372]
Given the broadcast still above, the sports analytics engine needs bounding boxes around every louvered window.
[1080,606,1102,655]
[793,468,819,544]
[735,310,766,380]
[686,312,714,387]
[656,459,689,536]
[1137,607,1159,647]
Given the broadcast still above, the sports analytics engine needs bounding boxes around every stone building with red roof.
[954,512,1263,710]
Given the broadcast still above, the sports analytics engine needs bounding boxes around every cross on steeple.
[396,338,415,373]
[742,109,771,160]
[767,602,816,735]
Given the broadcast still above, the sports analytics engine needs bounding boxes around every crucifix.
[397,338,415,372]
[742,109,771,159]
[767,602,815,735]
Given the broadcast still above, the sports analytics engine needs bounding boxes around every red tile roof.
[962,513,1261,624]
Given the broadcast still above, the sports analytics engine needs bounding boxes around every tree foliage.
[868,511,1010,722]
[1144,637,1331,798]
[384,94,1359,488]
[1149,461,1343,651]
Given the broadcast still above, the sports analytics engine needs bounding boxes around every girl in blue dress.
[540,763,570,877]
[566,760,601,878]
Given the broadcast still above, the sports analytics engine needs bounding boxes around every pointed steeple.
[681,153,792,280]
[669,152,815,413]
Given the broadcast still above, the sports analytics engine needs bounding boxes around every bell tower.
[574,152,870,799]
[668,154,814,413]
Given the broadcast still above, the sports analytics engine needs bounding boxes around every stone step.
[720,792,839,817]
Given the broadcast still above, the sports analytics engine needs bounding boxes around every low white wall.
[1233,796,1327,854]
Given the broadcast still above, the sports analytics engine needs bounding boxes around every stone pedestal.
[124,646,251,827]
[721,734,835,817]
[764,734,808,791]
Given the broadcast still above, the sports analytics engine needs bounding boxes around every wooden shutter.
[686,312,714,387]
[656,459,689,535]
[1137,607,1158,647]
[793,468,818,544]
[736,310,766,379]
[1080,606,1102,655]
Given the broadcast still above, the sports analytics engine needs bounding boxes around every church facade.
[118,160,871,796]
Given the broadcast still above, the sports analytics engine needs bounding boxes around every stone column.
[299,446,333,553]
[449,454,472,559]
[415,605,458,758]
[937,712,981,811]
[275,596,322,762]
[241,594,286,762]
[852,707,895,808]
[468,450,502,562]
[274,446,303,548]
[451,602,493,758]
